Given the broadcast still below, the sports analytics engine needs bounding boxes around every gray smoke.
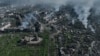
[73,0,95,28]
[0,0,100,28]
[20,13,37,29]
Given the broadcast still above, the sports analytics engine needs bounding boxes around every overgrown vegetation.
[0,32,55,56]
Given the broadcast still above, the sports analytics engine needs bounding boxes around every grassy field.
[0,32,56,56]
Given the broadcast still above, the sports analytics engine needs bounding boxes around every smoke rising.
[0,0,100,28]
[74,0,95,28]
[20,13,37,29]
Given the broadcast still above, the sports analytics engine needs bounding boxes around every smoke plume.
[20,13,37,29]
[0,0,100,28]
[73,0,95,28]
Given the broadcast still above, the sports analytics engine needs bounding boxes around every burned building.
[34,21,41,33]
[17,35,43,46]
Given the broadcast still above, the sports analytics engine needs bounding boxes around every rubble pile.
[0,5,100,56]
